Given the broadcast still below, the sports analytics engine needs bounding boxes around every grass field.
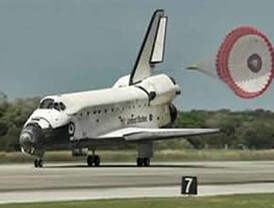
[1,194,274,208]
[1,149,274,163]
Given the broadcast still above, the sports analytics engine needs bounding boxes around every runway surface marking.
[0,183,274,204]
[0,161,273,204]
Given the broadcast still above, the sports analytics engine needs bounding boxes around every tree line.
[0,93,274,151]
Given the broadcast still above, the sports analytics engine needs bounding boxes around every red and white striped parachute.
[216,26,274,98]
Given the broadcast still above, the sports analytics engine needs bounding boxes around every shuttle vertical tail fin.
[129,10,167,85]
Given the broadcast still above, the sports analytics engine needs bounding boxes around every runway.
[0,161,274,204]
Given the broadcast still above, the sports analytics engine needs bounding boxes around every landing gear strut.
[137,157,150,167]
[34,158,43,168]
[137,142,153,167]
[87,155,100,167]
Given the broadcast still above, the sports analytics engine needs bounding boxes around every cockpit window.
[48,102,54,109]
[53,102,60,111]
[60,102,66,111]
[39,99,54,109]
[39,99,66,111]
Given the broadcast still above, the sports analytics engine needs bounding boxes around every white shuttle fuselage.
[19,10,219,167]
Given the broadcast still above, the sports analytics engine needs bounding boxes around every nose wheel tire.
[34,159,43,168]
[87,155,100,167]
[136,157,150,167]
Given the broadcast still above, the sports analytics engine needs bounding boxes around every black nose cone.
[19,131,34,147]
[19,123,44,149]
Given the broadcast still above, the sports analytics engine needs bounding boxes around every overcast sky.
[1,0,274,111]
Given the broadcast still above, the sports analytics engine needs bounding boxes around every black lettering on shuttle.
[127,116,148,125]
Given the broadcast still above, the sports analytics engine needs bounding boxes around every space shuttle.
[19,10,219,168]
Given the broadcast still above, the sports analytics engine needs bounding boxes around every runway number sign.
[181,176,197,195]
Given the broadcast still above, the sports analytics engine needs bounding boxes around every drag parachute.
[216,26,274,98]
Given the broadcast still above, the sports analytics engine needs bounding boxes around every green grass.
[1,194,274,208]
[1,149,274,163]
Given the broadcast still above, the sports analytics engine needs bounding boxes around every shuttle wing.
[98,127,220,142]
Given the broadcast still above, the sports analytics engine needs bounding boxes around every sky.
[1,0,274,111]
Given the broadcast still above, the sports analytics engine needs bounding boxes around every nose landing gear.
[33,151,44,168]
[34,158,43,168]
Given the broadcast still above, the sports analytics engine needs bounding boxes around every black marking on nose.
[20,123,45,146]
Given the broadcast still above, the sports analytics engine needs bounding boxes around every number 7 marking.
[185,177,193,193]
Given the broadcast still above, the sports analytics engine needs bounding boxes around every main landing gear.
[87,155,100,167]
[137,157,150,167]
[34,158,43,168]
[137,142,153,167]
